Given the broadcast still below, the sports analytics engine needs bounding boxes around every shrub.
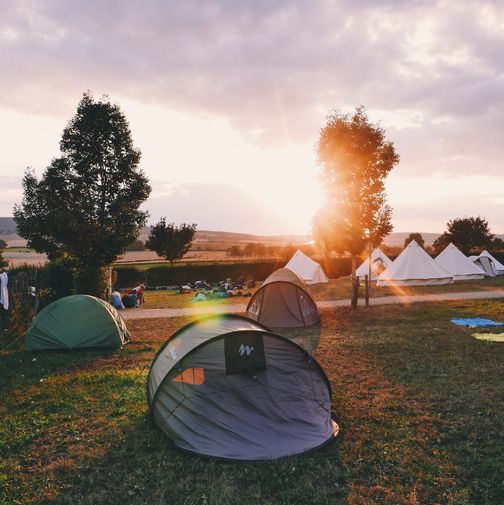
[114,260,285,288]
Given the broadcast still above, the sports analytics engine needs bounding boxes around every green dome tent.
[25,295,129,351]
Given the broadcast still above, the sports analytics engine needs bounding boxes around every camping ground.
[2,300,504,504]
[135,275,504,310]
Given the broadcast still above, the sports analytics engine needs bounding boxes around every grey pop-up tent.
[246,268,319,327]
[25,295,129,351]
[147,314,338,460]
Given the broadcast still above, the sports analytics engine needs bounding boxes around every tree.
[432,216,494,255]
[244,243,257,256]
[404,233,425,249]
[146,219,196,265]
[227,245,243,257]
[0,239,7,249]
[314,106,399,276]
[14,92,151,295]
[490,236,504,251]
[0,250,7,270]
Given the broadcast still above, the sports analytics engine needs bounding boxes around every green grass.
[2,301,504,504]
[138,276,504,310]
[142,289,258,309]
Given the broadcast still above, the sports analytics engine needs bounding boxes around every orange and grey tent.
[246,268,319,327]
[147,314,338,460]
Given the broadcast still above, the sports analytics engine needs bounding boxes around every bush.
[114,260,285,288]
[39,261,76,306]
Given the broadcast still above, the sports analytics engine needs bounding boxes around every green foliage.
[0,250,7,270]
[314,106,398,273]
[146,219,196,265]
[490,236,504,251]
[433,216,494,255]
[8,292,32,337]
[114,260,284,288]
[39,260,76,306]
[404,232,425,249]
[13,92,151,296]
[0,239,7,249]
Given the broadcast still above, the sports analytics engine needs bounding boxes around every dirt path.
[122,289,504,320]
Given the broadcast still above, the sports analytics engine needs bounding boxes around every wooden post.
[351,276,359,308]
[365,274,369,307]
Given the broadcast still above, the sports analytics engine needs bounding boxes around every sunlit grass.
[139,276,504,310]
[2,301,504,503]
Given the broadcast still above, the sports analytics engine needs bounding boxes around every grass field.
[2,300,504,504]
[140,276,504,310]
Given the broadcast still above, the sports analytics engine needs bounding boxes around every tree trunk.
[365,274,369,307]
[351,254,358,308]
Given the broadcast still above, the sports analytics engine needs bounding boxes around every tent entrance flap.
[225,332,266,375]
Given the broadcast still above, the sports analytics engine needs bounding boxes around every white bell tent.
[435,243,485,281]
[356,248,392,281]
[377,240,453,286]
[285,250,329,284]
[479,251,504,275]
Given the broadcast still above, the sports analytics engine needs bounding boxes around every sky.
[1,0,503,235]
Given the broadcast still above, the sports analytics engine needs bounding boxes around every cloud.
[1,0,504,232]
[145,181,286,234]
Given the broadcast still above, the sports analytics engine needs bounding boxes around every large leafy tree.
[14,92,151,295]
[314,106,399,275]
[146,219,197,265]
[404,233,425,249]
[433,216,494,255]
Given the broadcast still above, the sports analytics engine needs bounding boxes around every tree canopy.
[433,216,494,255]
[146,219,197,265]
[404,233,425,249]
[313,106,399,273]
[0,239,7,250]
[14,92,151,295]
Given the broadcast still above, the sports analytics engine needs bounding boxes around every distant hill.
[383,232,441,247]
[1,217,501,250]
[0,217,16,235]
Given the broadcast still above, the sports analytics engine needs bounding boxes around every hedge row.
[114,260,286,288]
[87,249,504,289]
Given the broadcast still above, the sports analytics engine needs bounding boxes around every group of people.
[110,283,145,310]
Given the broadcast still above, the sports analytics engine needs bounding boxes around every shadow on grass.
[277,324,322,355]
[31,412,346,505]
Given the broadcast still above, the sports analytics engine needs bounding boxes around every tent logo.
[169,347,177,361]
[239,344,254,356]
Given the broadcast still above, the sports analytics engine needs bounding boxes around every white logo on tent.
[239,344,254,356]
[169,347,177,361]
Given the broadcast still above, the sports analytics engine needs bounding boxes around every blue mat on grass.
[451,317,504,327]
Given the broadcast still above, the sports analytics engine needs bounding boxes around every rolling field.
[2,300,504,504]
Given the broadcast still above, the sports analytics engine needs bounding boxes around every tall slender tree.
[14,92,151,295]
[314,106,399,276]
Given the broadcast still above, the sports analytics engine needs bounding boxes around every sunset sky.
[1,0,503,235]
